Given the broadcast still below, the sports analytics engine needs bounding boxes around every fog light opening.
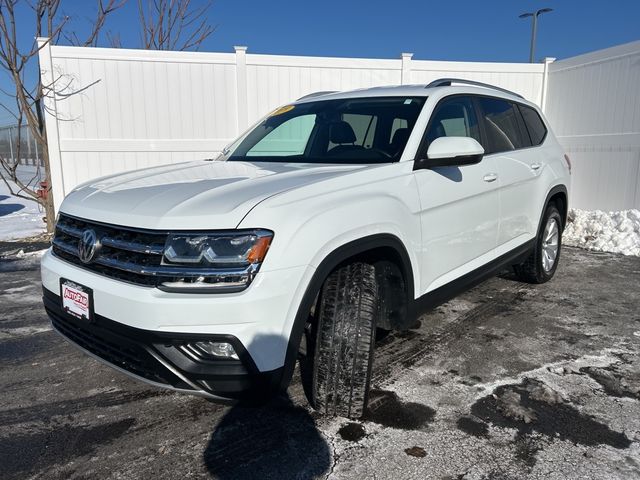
[193,341,239,360]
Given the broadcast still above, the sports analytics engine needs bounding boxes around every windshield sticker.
[269,105,295,116]
[404,99,412,104]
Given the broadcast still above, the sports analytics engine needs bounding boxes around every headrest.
[391,128,410,146]
[329,121,356,144]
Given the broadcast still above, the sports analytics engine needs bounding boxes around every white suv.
[41,79,570,418]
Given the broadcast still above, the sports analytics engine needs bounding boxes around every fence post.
[234,46,249,135]
[401,52,413,85]
[540,57,556,113]
[37,37,65,213]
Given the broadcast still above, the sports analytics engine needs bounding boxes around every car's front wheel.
[311,262,378,418]
[515,203,563,283]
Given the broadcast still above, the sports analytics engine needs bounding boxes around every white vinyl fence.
[38,39,548,212]
[38,39,640,213]
[544,40,640,211]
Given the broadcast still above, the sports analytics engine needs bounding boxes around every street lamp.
[519,8,553,63]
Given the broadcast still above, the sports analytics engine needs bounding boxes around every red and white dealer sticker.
[61,281,91,321]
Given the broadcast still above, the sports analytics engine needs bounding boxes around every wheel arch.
[540,184,568,231]
[548,188,568,230]
[279,233,415,390]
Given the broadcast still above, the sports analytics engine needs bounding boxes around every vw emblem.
[78,229,99,264]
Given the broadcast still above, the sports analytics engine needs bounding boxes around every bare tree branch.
[106,30,121,48]
[83,0,126,46]
[55,78,101,98]
[138,0,215,51]
[0,101,19,120]
[0,0,122,232]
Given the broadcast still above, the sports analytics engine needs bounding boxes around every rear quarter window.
[519,105,548,146]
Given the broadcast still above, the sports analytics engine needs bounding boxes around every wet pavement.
[1,247,639,479]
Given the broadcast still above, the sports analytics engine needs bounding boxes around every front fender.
[239,166,422,298]
[238,164,422,390]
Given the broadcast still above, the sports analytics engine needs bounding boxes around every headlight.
[159,229,273,292]
[163,230,272,267]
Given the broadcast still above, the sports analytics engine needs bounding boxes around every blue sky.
[65,0,640,60]
[2,0,639,124]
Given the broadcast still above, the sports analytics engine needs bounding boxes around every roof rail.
[425,78,524,99]
[296,90,337,101]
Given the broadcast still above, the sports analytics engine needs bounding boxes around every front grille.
[52,214,168,287]
[48,307,182,386]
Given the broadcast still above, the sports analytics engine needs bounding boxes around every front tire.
[312,262,378,418]
[515,204,562,284]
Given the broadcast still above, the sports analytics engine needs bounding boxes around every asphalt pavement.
[1,246,639,479]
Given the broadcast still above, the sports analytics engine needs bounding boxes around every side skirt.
[411,239,535,316]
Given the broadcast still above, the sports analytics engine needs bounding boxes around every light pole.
[519,8,553,63]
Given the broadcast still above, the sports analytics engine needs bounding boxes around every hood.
[60,160,366,229]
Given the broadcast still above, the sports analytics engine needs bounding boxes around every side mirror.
[415,137,484,170]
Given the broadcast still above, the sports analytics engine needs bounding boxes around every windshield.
[226,96,426,164]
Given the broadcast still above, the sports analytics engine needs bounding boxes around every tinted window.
[332,113,377,149]
[229,97,426,164]
[477,97,525,153]
[519,105,547,146]
[425,96,480,146]
[247,114,315,156]
[389,118,408,142]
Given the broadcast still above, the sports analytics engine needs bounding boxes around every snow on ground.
[0,165,46,241]
[0,248,46,272]
[564,208,640,257]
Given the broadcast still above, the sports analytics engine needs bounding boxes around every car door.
[413,95,500,294]
[475,97,542,253]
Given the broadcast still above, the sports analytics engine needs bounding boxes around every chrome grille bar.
[56,217,164,255]
[56,222,83,238]
[101,237,164,255]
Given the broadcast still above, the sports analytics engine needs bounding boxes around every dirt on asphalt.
[1,246,639,479]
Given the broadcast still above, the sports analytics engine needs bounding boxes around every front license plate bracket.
[60,278,94,322]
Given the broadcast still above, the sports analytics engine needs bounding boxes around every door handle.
[530,163,542,171]
[483,173,498,183]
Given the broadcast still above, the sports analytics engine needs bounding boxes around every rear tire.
[515,204,562,284]
[312,262,378,418]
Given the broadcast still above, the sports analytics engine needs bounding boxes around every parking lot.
[1,246,639,479]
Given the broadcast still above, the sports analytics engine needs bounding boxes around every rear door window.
[477,97,526,153]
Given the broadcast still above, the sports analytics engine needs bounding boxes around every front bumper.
[41,249,313,372]
[43,288,283,399]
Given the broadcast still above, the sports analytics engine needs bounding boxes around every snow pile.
[0,165,46,241]
[563,208,640,256]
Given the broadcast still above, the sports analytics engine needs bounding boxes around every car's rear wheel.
[515,204,562,283]
[311,262,378,418]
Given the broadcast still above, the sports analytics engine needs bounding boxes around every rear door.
[475,97,542,253]
[413,95,500,294]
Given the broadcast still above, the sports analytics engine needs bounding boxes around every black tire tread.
[312,262,377,418]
